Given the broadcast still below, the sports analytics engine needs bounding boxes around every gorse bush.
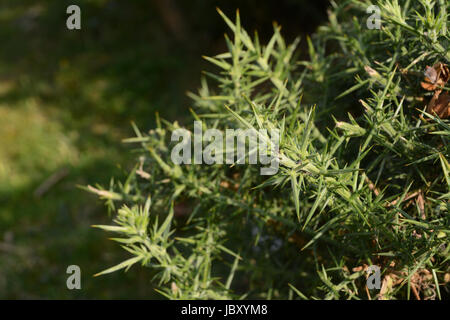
[87,0,450,299]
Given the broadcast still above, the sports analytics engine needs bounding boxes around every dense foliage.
[89,0,450,299]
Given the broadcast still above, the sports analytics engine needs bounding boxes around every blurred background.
[0,0,328,298]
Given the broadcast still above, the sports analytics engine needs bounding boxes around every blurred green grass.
[0,0,327,298]
[0,0,196,298]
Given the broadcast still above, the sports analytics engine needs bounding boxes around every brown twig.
[411,282,421,300]
[34,167,69,198]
